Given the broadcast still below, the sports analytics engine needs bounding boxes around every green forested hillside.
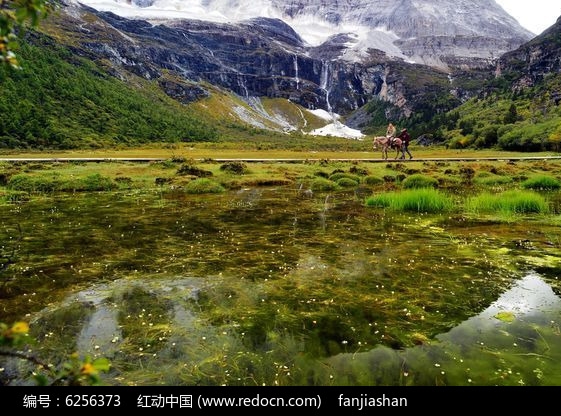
[0,35,218,149]
[424,16,561,152]
[435,74,561,151]
[2,30,560,152]
[399,71,561,152]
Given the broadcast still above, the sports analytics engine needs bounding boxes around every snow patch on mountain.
[67,0,535,139]
[306,109,364,139]
[308,122,365,140]
[73,0,408,59]
[75,0,533,67]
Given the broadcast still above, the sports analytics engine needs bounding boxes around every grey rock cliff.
[497,17,561,90]
[50,0,550,132]
[76,0,534,69]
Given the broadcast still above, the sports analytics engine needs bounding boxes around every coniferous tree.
[504,103,518,124]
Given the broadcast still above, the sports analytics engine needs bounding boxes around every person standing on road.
[398,128,413,159]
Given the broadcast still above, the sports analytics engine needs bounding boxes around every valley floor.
[0,145,559,162]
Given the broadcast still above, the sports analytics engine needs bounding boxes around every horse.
[372,136,405,160]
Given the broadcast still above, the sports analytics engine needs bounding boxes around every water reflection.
[452,273,561,326]
[1,188,561,385]
[328,273,561,386]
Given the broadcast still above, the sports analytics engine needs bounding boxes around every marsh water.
[1,186,561,386]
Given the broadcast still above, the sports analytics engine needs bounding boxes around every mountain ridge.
[2,0,560,149]
[75,0,534,69]
[46,3,462,135]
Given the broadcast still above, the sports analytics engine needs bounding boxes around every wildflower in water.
[11,322,30,335]
[80,363,97,376]
[1,321,30,342]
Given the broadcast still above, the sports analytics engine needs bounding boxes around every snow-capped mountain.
[41,0,551,139]
[75,0,534,68]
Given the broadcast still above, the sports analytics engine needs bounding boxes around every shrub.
[448,135,474,149]
[177,164,213,177]
[114,177,133,188]
[337,178,359,188]
[474,126,499,148]
[7,175,58,192]
[383,175,398,183]
[459,166,475,182]
[184,178,225,194]
[497,121,557,151]
[314,171,330,179]
[402,174,438,189]
[473,172,513,186]
[7,174,117,192]
[349,166,369,176]
[155,177,172,186]
[0,173,11,186]
[310,178,339,192]
[363,176,384,185]
[61,174,117,192]
[436,175,461,189]
[244,179,292,187]
[170,156,186,163]
[80,174,118,191]
[220,162,248,175]
[329,173,360,183]
[157,160,179,169]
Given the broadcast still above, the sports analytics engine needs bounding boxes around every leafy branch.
[0,321,111,386]
[1,224,110,385]
[1,0,50,68]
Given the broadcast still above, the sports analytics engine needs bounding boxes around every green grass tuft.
[466,190,550,214]
[521,175,561,190]
[363,175,384,185]
[310,178,339,192]
[402,174,438,189]
[365,189,454,213]
[336,178,359,188]
[184,178,225,194]
[329,173,361,183]
[473,172,513,186]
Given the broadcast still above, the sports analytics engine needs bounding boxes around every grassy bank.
[2,153,561,218]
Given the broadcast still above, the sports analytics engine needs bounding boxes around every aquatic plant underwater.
[1,160,561,386]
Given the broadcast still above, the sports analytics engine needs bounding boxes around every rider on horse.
[386,123,397,146]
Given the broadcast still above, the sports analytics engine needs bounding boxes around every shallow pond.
[1,186,561,386]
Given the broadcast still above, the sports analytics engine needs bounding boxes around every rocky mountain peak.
[80,0,534,69]
[47,0,556,139]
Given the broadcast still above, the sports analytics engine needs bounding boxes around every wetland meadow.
[1,146,561,386]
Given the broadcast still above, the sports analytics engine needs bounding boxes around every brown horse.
[372,136,405,160]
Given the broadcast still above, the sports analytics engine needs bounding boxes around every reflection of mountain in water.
[3,274,561,386]
[327,273,561,386]
[442,273,561,335]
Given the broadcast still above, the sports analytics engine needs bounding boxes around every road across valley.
[1,156,561,163]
